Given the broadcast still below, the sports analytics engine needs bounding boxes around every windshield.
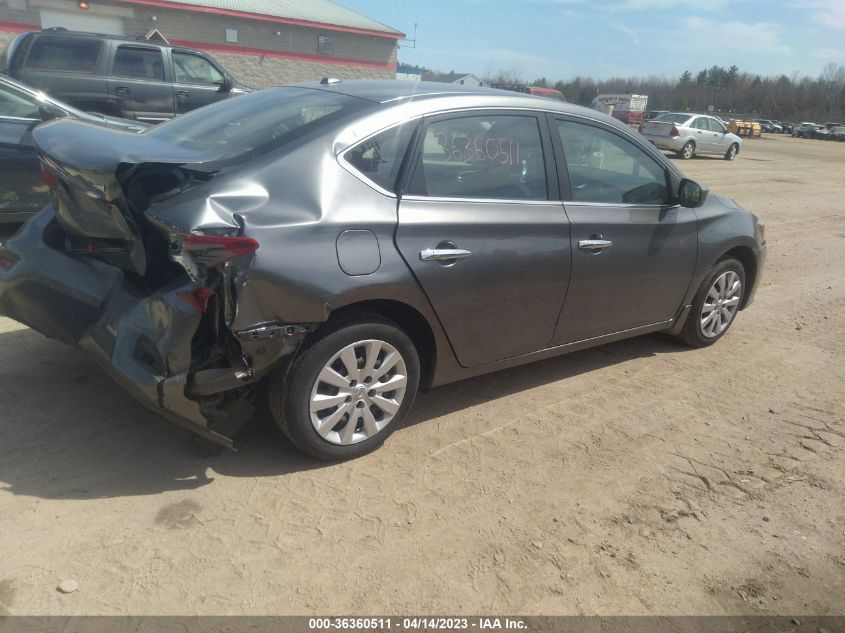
[654,113,692,124]
[145,87,369,160]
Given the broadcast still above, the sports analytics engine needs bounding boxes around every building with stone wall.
[0,0,402,87]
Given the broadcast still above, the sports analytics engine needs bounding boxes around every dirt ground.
[0,134,842,616]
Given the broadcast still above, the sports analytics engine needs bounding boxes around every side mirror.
[38,104,67,122]
[218,75,233,92]
[677,178,708,208]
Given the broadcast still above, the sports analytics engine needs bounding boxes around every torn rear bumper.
[0,208,304,447]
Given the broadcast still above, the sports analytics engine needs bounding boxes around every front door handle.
[115,86,130,94]
[578,239,613,252]
[176,90,189,99]
[420,248,472,262]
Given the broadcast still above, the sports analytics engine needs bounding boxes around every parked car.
[780,122,793,134]
[0,73,147,223]
[492,84,566,101]
[640,112,743,160]
[792,122,821,138]
[645,110,669,121]
[0,80,766,459]
[1,28,249,123]
[828,125,845,141]
[756,119,782,133]
[812,126,833,140]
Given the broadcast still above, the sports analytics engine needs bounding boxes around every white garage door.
[39,10,124,35]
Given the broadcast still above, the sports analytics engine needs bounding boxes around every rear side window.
[25,36,102,72]
[146,86,368,161]
[556,120,668,205]
[407,114,548,200]
[345,124,416,194]
[113,46,164,81]
[654,113,691,124]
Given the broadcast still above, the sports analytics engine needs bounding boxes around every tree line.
[481,63,845,122]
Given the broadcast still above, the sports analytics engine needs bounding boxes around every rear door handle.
[420,248,472,261]
[115,86,130,94]
[578,239,613,252]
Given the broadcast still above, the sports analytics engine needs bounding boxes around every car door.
[171,50,229,114]
[550,117,697,345]
[107,43,174,122]
[706,117,730,151]
[396,111,572,367]
[689,116,715,152]
[0,84,46,220]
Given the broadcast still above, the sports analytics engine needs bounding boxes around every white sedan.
[641,112,742,160]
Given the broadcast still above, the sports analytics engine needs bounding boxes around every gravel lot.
[0,134,842,616]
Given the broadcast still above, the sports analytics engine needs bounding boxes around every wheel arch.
[323,299,439,390]
[722,245,757,309]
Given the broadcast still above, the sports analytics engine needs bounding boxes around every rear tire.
[269,318,420,460]
[678,141,695,159]
[677,257,746,348]
[724,143,739,160]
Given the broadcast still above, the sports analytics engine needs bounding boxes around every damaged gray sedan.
[0,81,766,460]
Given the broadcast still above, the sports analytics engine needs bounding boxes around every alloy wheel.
[309,339,408,445]
[700,271,742,338]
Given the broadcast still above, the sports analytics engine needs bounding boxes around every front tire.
[724,143,739,160]
[677,257,746,348]
[678,141,695,159]
[269,318,420,460]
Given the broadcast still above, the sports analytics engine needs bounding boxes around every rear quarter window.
[25,36,102,73]
[344,124,416,194]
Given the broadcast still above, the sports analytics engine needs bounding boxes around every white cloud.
[678,16,790,57]
[612,23,640,45]
[813,48,845,61]
[618,0,729,10]
[805,0,845,31]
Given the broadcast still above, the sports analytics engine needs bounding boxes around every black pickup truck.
[1,28,249,123]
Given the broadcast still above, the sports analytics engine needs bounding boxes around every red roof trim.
[0,20,41,33]
[171,39,396,70]
[115,0,404,39]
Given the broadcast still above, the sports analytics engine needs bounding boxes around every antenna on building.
[399,22,417,49]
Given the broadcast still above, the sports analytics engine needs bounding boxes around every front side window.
[0,84,39,119]
[707,118,727,133]
[407,114,547,200]
[556,120,668,205]
[25,36,102,73]
[345,124,416,193]
[173,51,224,86]
[113,47,165,81]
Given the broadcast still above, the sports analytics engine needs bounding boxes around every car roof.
[27,28,168,46]
[293,79,584,113]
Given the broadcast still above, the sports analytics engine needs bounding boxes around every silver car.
[641,112,742,160]
[0,81,766,460]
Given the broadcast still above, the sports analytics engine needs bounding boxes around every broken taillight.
[176,286,215,312]
[183,234,259,261]
[41,164,57,189]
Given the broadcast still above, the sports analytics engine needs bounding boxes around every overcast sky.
[342,0,845,81]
